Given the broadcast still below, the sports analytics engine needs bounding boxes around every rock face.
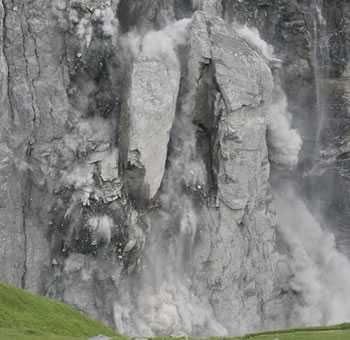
[0,0,349,337]
[127,53,180,200]
[223,0,350,257]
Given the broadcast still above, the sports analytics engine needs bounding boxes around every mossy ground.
[1,282,350,339]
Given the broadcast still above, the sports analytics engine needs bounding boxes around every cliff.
[0,0,349,337]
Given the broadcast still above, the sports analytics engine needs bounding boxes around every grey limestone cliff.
[0,0,350,337]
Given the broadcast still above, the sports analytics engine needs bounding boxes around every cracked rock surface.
[1,0,350,337]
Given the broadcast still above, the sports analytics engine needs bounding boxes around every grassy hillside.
[239,323,350,339]
[1,282,350,339]
[0,282,121,340]
[158,324,350,340]
[155,324,350,340]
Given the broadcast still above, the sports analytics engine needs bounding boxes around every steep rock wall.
[1,0,349,336]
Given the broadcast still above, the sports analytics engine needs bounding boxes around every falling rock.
[127,56,180,199]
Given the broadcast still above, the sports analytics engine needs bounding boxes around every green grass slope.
[240,323,350,339]
[0,282,120,339]
[155,323,350,340]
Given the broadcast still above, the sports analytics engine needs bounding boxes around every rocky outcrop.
[128,56,179,199]
[1,0,350,337]
[126,43,181,200]
[0,0,70,291]
[0,0,290,334]
[222,0,350,263]
[187,12,287,333]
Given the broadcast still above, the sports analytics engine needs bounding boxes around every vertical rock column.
[173,11,289,334]
[124,20,189,201]
[0,1,26,288]
[126,56,180,200]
